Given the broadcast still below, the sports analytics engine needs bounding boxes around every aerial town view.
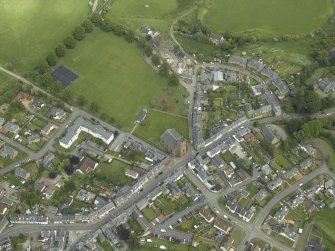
[0,0,335,250]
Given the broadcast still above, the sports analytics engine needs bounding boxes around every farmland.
[62,29,188,131]
[0,0,89,72]
[106,0,197,31]
[199,0,333,36]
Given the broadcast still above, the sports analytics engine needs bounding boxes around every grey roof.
[135,109,147,124]
[160,128,183,149]
[212,71,224,82]
[27,133,40,143]
[41,123,55,135]
[260,125,276,142]
[59,117,113,148]
[48,107,66,119]
[272,78,289,95]
[228,55,247,67]
[261,67,279,80]
[247,59,265,72]
[0,145,18,159]
[124,169,139,179]
[46,205,58,215]
[3,122,20,134]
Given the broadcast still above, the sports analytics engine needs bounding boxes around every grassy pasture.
[0,0,89,72]
[200,0,333,36]
[107,0,197,31]
[62,30,187,130]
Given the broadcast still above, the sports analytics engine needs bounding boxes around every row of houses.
[228,55,289,97]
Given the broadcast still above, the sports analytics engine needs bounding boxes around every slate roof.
[160,129,183,149]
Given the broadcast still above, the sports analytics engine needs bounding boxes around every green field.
[200,0,333,36]
[313,209,335,248]
[107,0,197,31]
[62,29,187,130]
[0,0,89,72]
[96,160,133,186]
[134,110,188,149]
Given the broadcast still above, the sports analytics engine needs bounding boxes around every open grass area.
[315,138,335,172]
[142,207,158,222]
[107,0,197,32]
[313,209,335,247]
[154,195,192,215]
[134,238,208,251]
[64,29,187,131]
[96,160,133,186]
[200,0,333,36]
[134,110,188,150]
[0,0,89,72]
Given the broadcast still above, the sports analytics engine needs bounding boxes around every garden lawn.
[314,209,335,244]
[96,160,132,186]
[142,207,158,222]
[134,110,188,150]
[0,0,89,72]
[64,30,187,131]
[200,0,333,36]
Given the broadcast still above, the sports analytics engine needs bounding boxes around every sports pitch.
[63,30,188,131]
[0,0,88,72]
[200,0,333,36]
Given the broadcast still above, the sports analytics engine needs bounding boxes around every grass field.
[134,110,188,150]
[313,209,335,248]
[200,0,333,36]
[0,0,89,72]
[107,0,197,32]
[62,29,187,131]
[96,160,133,186]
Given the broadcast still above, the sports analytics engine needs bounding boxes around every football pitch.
[62,30,188,131]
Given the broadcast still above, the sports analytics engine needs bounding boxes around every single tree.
[50,80,63,94]
[73,26,85,41]
[77,95,87,106]
[46,52,57,66]
[168,73,179,86]
[90,102,100,112]
[36,61,49,74]
[64,36,76,49]
[55,44,66,57]
[81,19,94,33]
[39,73,53,88]
[91,12,102,26]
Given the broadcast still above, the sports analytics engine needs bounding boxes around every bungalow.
[14,167,30,180]
[135,109,148,124]
[299,158,314,170]
[273,206,289,223]
[199,207,214,223]
[254,189,268,202]
[267,177,283,191]
[124,168,139,179]
[41,152,55,168]
[3,122,20,134]
[41,123,57,136]
[283,167,300,180]
[0,145,18,159]
[77,157,99,174]
[27,133,41,144]
[209,33,224,45]
[184,182,199,201]
[48,107,66,120]
[213,218,232,234]
[280,225,298,242]
[299,143,316,156]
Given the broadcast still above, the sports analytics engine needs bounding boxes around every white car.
[160,229,166,233]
